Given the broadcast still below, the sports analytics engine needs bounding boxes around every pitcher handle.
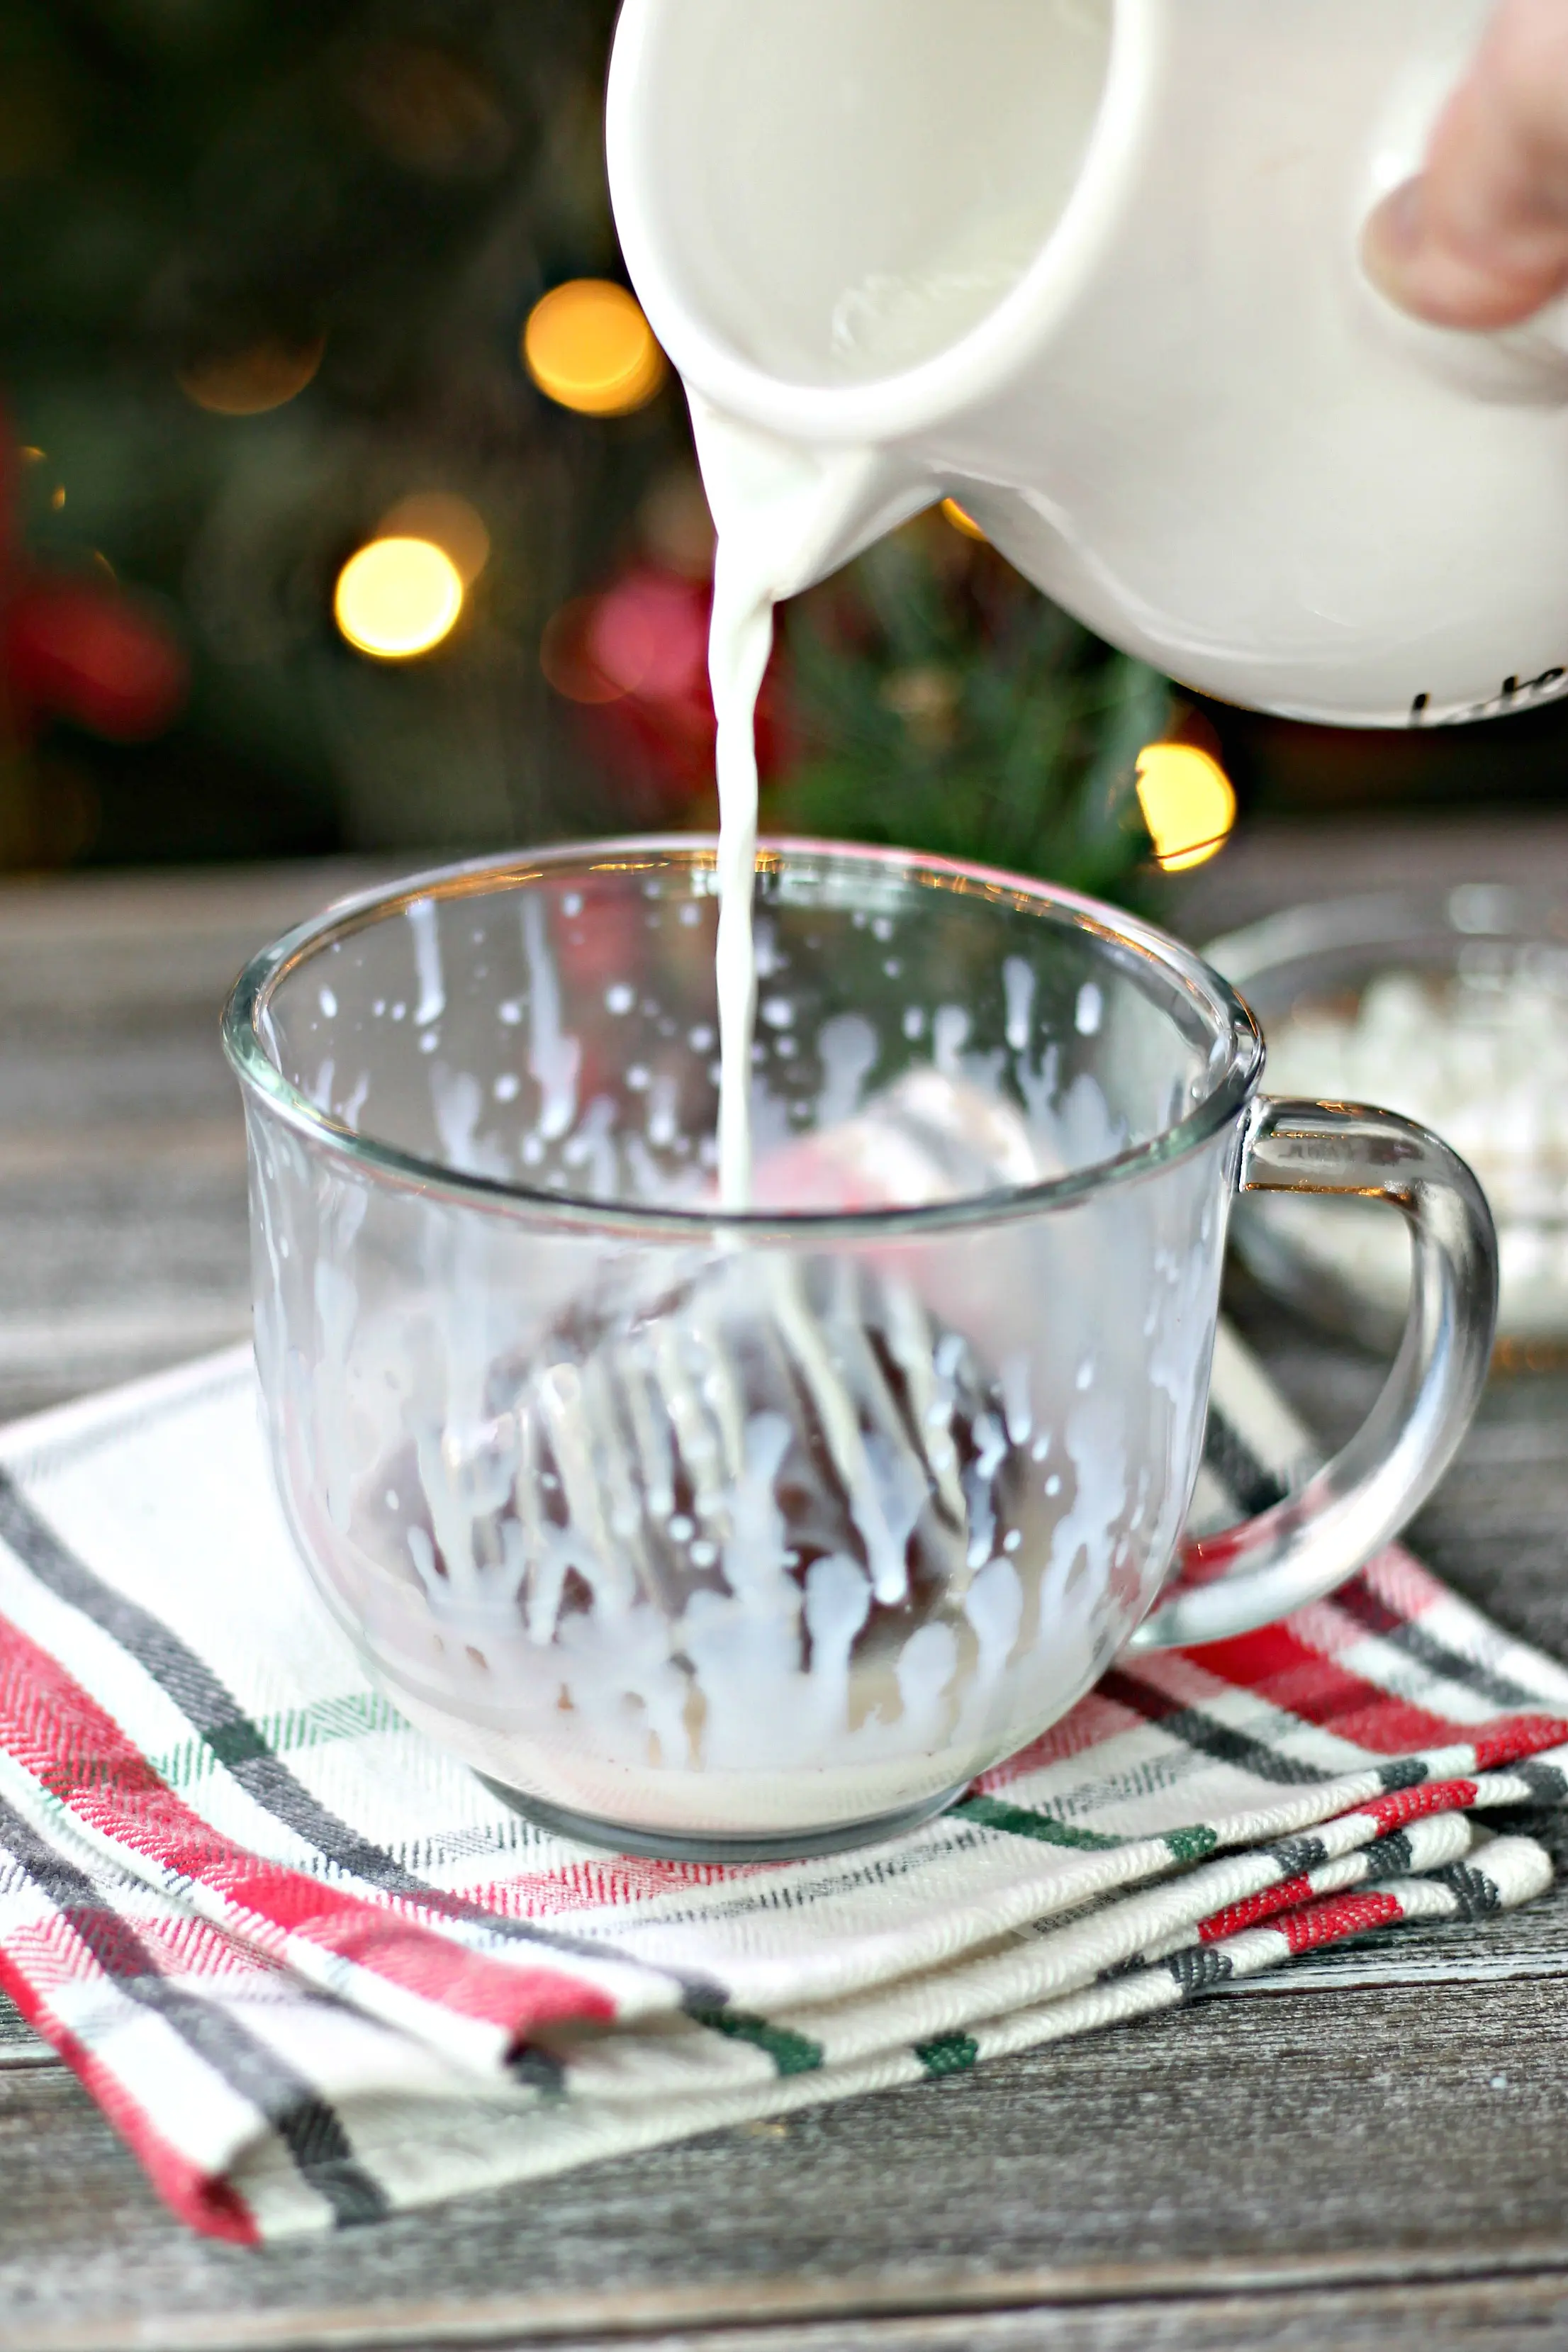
[1129,1097,1497,1652]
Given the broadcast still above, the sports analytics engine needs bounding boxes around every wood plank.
[447,2278,1568,2352]
[0,2001,44,2064]
[428,2275,1568,2352]
[19,2275,1568,2352]
[0,862,391,1416]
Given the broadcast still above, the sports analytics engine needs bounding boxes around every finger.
[1362,0,1568,329]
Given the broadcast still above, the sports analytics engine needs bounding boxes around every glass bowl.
[1209,884,1568,1360]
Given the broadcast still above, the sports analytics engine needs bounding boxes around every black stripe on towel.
[1101,1669,1338,1787]
[0,1470,727,2007]
[0,1795,388,2227]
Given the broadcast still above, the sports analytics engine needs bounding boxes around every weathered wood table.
[4,822,1568,2351]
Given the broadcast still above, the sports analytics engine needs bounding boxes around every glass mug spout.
[224,843,1496,1860]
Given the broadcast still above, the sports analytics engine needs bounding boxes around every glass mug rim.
[222,834,1265,1241]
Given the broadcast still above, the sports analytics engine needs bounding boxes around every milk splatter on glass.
[242,849,1231,1852]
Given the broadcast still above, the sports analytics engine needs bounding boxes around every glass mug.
[223,841,1496,1861]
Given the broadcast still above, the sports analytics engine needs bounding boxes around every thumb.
[1362,0,1568,330]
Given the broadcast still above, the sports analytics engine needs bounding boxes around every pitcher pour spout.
[688,393,935,610]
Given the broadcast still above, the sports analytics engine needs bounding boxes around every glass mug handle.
[1130,1097,1499,1652]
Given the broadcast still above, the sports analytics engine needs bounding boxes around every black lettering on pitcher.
[1411,668,1568,724]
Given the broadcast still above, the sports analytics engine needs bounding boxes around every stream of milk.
[700,434,924,1209]
[708,562,775,1209]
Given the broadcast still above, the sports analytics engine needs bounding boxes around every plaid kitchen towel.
[0,1326,1563,2242]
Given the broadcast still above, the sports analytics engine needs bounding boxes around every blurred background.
[2,0,1565,896]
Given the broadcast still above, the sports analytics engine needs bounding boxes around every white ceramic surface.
[608,0,1568,729]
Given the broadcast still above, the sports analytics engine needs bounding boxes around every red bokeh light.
[542,565,790,816]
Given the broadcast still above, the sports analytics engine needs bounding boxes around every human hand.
[1363,0,1568,328]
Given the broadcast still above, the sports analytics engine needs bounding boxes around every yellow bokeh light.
[941,496,987,541]
[522,281,667,416]
[334,537,464,661]
[1135,742,1237,873]
[179,336,325,416]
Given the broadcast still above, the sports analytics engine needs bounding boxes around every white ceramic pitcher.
[607,0,1568,730]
